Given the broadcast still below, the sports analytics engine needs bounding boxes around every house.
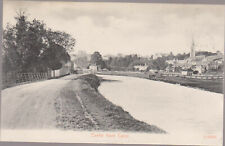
[192,65,206,74]
[149,69,159,74]
[181,68,193,76]
[51,61,73,77]
[153,53,168,59]
[165,65,174,72]
[203,53,224,70]
[133,64,148,72]
[102,68,109,71]
[59,61,73,75]
[89,65,98,73]
[166,59,175,65]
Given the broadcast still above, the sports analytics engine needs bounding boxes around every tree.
[42,29,75,71]
[22,19,47,72]
[90,51,106,69]
[3,12,48,72]
[152,57,168,70]
[2,11,75,74]
[42,42,70,70]
[46,30,75,52]
[167,52,174,60]
[2,24,21,74]
[73,51,89,68]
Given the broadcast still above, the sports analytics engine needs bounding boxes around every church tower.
[190,39,195,59]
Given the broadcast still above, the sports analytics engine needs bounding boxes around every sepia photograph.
[1,1,224,145]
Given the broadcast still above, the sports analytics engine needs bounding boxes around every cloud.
[3,1,224,55]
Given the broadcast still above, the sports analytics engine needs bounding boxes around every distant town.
[56,40,224,79]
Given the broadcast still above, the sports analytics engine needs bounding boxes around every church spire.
[190,38,195,59]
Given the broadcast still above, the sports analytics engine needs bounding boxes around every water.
[98,75,223,136]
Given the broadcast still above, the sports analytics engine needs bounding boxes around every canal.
[98,75,223,137]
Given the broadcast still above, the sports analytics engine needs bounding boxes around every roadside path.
[1,74,100,130]
[1,77,73,129]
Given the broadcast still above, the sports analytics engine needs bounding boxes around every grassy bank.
[55,74,165,133]
[152,76,223,94]
[97,71,223,94]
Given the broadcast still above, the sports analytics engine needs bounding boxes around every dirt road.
[1,78,70,129]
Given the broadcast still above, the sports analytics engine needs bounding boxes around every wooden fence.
[2,72,51,89]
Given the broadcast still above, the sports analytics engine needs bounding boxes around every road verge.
[55,74,166,133]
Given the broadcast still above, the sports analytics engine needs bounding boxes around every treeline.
[75,51,168,71]
[75,50,219,72]
[2,11,75,75]
[99,51,219,71]
[175,51,217,60]
[105,54,168,71]
[106,54,148,71]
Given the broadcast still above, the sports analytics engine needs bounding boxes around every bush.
[78,74,101,90]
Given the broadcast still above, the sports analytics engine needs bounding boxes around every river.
[98,75,223,143]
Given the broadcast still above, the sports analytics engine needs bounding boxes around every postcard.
[1,1,224,145]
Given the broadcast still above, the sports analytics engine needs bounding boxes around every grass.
[154,76,223,93]
[74,74,166,133]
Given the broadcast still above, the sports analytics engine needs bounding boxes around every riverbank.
[55,74,165,133]
[151,75,223,94]
[97,71,223,94]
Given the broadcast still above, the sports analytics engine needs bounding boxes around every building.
[190,39,196,59]
[51,61,74,77]
[153,53,168,59]
[202,53,224,70]
[165,65,175,72]
[181,68,193,76]
[191,65,206,74]
[133,64,148,72]
[166,39,224,74]
[60,61,73,75]
[89,65,98,73]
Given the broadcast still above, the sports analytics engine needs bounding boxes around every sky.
[3,1,225,56]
